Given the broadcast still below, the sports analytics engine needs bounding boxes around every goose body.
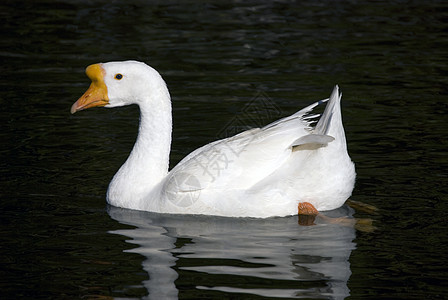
[71,61,355,218]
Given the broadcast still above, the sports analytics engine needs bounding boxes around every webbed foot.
[297,201,376,232]
[298,202,319,226]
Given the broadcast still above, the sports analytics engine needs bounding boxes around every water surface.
[1,0,447,299]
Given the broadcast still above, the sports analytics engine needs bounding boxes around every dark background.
[1,0,447,299]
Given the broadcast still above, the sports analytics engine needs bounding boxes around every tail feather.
[261,85,344,145]
[314,85,342,136]
[262,97,329,131]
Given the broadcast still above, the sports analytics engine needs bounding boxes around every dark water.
[1,0,447,299]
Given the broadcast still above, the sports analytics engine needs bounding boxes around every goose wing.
[162,95,334,198]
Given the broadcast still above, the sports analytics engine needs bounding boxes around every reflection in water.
[108,206,356,299]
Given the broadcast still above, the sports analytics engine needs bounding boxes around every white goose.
[71,61,355,218]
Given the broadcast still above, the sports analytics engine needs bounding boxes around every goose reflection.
[108,205,357,299]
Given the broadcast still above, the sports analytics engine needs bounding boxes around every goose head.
[71,60,167,114]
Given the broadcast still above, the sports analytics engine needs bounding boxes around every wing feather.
[163,97,331,196]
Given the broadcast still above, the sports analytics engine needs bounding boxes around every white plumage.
[71,60,355,218]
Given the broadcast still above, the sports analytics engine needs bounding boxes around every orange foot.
[298,202,319,226]
[298,202,319,215]
[297,201,376,232]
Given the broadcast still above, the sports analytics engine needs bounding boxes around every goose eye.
[115,73,123,80]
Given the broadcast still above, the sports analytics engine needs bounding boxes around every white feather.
[77,61,355,218]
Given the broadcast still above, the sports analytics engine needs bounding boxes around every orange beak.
[71,64,109,114]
